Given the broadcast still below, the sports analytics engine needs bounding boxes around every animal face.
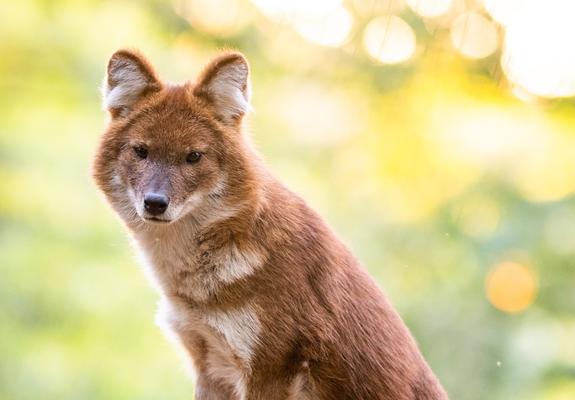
[114,102,224,223]
[93,50,254,226]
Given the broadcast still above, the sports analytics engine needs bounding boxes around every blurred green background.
[1,0,575,399]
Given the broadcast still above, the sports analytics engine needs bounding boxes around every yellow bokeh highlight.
[486,262,537,313]
[251,0,342,21]
[292,4,352,47]
[451,12,499,59]
[250,0,352,47]
[174,0,252,36]
[502,0,575,97]
[406,0,453,18]
[482,0,523,26]
[273,82,358,145]
[363,16,416,64]
[349,0,405,17]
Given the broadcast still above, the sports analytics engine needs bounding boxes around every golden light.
[349,0,405,17]
[432,103,575,202]
[251,0,342,21]
[482,0,523,26]
[433,106,546,165]
[406,0,453,18]
[274,82,358,145]
[510,85,538,103]
[363,16,416,64]
[512,160,575,203]
[292,4,353,47]
[174,0,251,36]
[502,0,575,97]
[249,0,297,21]
[170,34,214,80]
[250,0,352,47]
[486,262,537,313]
[553,321,575,366]
[450,12,499,59]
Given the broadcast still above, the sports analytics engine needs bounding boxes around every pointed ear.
[103,49,162,117]
[193,52,251,123]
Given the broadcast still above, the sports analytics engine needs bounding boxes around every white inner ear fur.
[206,62,251,121]
[103,57,151,111]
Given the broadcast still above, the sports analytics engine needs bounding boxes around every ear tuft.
[103,49,161,116]
[194,52,251,123]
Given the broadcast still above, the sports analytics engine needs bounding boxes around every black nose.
[143,193,169,216]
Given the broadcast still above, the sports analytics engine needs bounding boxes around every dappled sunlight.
[363,16,416,64]
[512,156,575,203]
[272,82,359,145]
[250,0,344,22]
[502,0,575,97]
[174,0,253,36]
[349,0,406,17]
[291,3,353,47]
[250,0,352,46]
[481,0,523,26]
[450,12,498,59]
[430,104,575,202]
[406,0,454,18]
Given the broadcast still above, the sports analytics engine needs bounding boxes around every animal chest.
[157,294,261,399]
[137,235,264,397]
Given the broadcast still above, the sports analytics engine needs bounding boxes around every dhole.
[93,49,448,400]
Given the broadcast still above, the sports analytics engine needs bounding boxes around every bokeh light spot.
[251,0,342,21]
[174,0,251,36]
[406,0,453,18]
[349,0,405,17]
[482,0,524,26]
[451,12,498,59]
[363,16,416,64]
[274,82,358,145]
[292,4,353,47]
[502,0,575,97]
[250,0,352,47]
[486,262,537,313]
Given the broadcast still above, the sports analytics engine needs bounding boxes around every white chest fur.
[203,307,262,363]
[156,296,261,400]
[132,232,263,399]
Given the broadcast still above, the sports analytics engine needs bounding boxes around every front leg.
[195,372,238,400]
[157,297,241,400]
[177,334,239,400]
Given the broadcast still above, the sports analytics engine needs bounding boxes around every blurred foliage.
[1,1,575,399]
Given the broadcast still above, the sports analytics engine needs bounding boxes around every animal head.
[93,49,258,229]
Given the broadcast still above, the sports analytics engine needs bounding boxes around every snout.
[144,193,169,216]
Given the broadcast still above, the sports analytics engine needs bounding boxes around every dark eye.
[186,151,202,164]
[133,145,148,159]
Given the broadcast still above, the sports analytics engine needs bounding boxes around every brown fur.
[93,49,448,400]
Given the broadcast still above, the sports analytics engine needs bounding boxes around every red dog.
[93,49,448,400]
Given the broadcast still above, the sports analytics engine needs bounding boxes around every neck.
[127,174,269,305]
[131,170,266,250]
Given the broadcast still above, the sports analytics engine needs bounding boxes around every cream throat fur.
[130,192,266,303]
